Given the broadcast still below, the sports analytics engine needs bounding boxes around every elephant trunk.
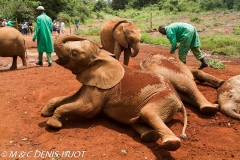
[54,35,100,56]
[129,44,140,58]
[54,35,88,56]
[220,102,240,120]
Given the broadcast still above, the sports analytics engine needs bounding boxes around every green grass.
[75,26,101,36]
[141,33,170,46]
[234,28,240,35]
[206,58,226,69]
[200,35,240,57]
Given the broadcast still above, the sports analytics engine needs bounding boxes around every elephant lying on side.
[190,71,240,120]
[0,27,27,70]
[217,75,240,120]
[41,35,187,151]
[100,19,141,66]
[140,54,219,114]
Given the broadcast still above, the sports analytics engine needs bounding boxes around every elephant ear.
[76,49,125,89]
[113,21,128,48]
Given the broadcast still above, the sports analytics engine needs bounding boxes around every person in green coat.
[33,6,54,67]
[158,22,208,70]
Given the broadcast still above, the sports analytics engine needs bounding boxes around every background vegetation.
[0,0,239,58]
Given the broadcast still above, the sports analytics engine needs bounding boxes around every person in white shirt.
[60,21,65,34]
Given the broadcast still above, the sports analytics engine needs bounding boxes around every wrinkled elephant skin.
[140,54,219,114]
[100,19,141,66]
[41,35,188,151]
[0,27,27,70]
[217,74,240,120]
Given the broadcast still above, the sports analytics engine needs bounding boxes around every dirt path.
[0,35,239,160]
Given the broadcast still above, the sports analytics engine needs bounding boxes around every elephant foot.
[141,130,159,143]
[21,66,28,69]
[162,136,181,151]
[41,108,54,117]
[10,66,17,70]
[200,104,219,114]
[46,117,63,128]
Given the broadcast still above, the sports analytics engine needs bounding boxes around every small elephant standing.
[0,27,27,70]
[41,35,187,151]
[100,19,141,66]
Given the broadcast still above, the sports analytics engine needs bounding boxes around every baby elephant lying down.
[41,35,187,151]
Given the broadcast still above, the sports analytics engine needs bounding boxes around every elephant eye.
[72,51,77,57]
[228,93,233,98]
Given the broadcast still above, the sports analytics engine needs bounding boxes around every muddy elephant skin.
[214,75,240,120]
[100,19,141,66]
[41,35,188,151]
[140,53,219,114]
[0,27,27,70]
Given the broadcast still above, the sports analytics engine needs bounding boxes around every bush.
[233,28,240,35]
[190,16,202,23]
[75,26,100,36]
[141,33,170,46]
[206,58,225,69]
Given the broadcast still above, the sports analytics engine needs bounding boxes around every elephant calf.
[0,27,27,70]
[140,54,219,114]
[217,74,240,120]
[190,70,240,120]
[41,35,187,151]
[100,19,141,66]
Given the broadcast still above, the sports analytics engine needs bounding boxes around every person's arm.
[32,17,40,41]
[167,34,177,54]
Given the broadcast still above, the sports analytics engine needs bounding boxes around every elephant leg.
[41,89,81,117]
[191,68,225,88]
[123,48,131,66]
[20,55,28,67]
[46,100,99,128]
[131,123,159,143]
[113,43,122,61]
[46,102,80,128]
[178,90,219,114]
[10,56,17,70]
[140,103,181,151]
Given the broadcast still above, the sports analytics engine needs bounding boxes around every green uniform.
[165,22,203,63]
[33,13,54,63]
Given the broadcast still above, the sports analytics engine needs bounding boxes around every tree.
[111,0,128,10]
[93,0,109,12]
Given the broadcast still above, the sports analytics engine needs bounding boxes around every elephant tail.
[179,104,188,139]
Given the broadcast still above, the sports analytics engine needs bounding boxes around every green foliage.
[141,33,170,46]
[91,37,101,43]
[75,26,101,36]
[212,46,240,58]
[233,28,240,35]
[56,12,71,26]
[190,16,202,23]
[200,35,240,57]
[112,0,128,10]
[206,58,226,69]
[93,0,110,12]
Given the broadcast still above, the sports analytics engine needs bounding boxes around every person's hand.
[32,39,35,42]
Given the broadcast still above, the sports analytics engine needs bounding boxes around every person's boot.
[36,61,43,66]
[198,58,208,70]
[48,63,52,67]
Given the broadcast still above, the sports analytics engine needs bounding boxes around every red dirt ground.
[0,34,240,160]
